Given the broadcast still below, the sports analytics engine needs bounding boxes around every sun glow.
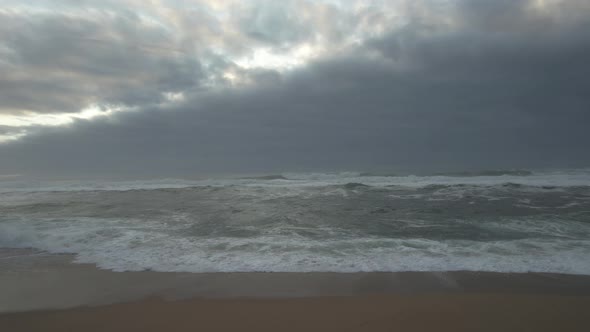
[0,131,26,144]
[0,105,125,128]
[529,0,563,12]
[0,105,130,143]
[234,43,319,71]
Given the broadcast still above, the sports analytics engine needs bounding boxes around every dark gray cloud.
[1,0,590,177]
[0,0,346,117]
[0,7,203,115]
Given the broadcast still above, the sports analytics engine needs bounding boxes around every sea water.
[1,169,590,274]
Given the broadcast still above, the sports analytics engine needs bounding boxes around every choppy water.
[1,169,590,274]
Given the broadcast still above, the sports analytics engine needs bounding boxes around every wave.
[360,169,533,178]
[359,172,400,177]
[342,182,371,189]
[2,172,589,274]
[1,216,589,274]
[1,169,590,193]
[241,175,288,180]
[433,169,533,177]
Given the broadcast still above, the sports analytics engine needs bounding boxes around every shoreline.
[3,249,590,313]
[3,249,590,330]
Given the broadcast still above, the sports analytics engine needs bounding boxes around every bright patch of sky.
[0,105,127,127]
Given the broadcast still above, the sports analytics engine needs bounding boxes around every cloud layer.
[1,0,590,176]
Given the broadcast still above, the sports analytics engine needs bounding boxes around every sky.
[0,0,589,177]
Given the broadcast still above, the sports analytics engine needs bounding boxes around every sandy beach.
[2,249,590,331]
[3,294,590,332]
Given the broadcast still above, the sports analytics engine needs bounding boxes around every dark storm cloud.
[1,0,590,176]
[364,1,590,120]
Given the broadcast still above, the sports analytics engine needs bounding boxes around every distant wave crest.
[242,175,288,180]
[434,169,533,177]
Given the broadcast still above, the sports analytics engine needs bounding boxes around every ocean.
[1,169,590,274]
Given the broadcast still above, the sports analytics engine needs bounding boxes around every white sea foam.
[1,216,590,274]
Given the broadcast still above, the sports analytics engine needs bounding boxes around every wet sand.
[2,249,590,331]
[3,294,590,331]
